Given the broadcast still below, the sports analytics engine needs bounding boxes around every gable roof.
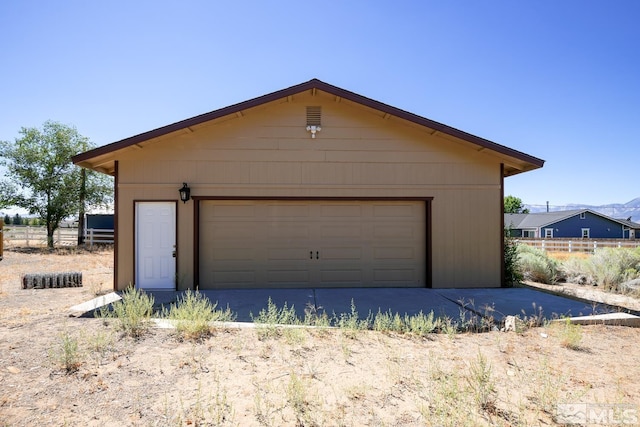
[505,209,640,230]
[72,78,545,176]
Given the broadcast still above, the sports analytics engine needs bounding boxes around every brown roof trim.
[72,78,544,168]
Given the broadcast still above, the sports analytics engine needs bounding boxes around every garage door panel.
[211,247,255,261]
[267,269,310,283]
[267,204,310,217]
[374,269,416,282]
[209,204,256,218]
[320,269,363,284]
[267,225,310,239]
[321,204,362,217]
[321,247,362,260]
[267,247,309,260]
[373,204,416,217]
[199,200,425,289]
[212,270,256,285]
[209,225,256,239]
[320,225,362,239]
[373,225,415,238]
[374,247,416,260]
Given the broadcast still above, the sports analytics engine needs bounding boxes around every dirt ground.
[1,248,639,426]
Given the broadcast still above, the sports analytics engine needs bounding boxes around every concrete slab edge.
[69,292,122,314]
[151,319,333,330]
[517,283,640,317]
[551,313,640,327]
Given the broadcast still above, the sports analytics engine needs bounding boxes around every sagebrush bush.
[335,300,371,331]
[586,248,640,291]
[251,298,300,339]
[557,318,583,350]
[252,297,299,325]
[373,309,440,336]
[517,245,560,284]
[49,328,82,373]
[560,256,594,285]
[164,290,236,340]
[99,285,154,338]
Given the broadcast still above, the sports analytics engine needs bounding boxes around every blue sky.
[1,1,638,212]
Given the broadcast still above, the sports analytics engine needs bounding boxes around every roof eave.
[72,78,545,175]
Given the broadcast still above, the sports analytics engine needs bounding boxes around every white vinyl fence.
[517,238,640,253]
[84,229,115,247]
[2,226,114,248]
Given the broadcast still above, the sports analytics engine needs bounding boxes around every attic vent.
[306,106,322,139]
[306,106,321,126]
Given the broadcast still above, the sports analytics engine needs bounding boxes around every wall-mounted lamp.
[179,182,191,203]
[306,125,321,139]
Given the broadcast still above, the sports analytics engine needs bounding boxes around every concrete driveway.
[149,287,614,323]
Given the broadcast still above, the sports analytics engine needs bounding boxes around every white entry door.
[135,202,176,290]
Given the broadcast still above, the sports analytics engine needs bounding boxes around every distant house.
[505,209,640,239]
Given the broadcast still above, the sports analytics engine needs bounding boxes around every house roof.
[617,218,640,230]
[505,209,640,230]
[72,78,545,176]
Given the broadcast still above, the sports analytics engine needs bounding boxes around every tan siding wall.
[115,91,502,290]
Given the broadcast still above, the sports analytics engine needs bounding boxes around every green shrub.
[517,245,560,284]
[164,290,236,340]
[504,233,523,286]
[99,285,154,338]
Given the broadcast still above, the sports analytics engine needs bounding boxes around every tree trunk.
[46,197,54,249]
[77,168,86,245]
[47,224,55,248]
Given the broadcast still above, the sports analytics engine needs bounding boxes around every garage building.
[73,79,544,291]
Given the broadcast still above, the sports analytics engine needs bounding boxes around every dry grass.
[547,251,592,262]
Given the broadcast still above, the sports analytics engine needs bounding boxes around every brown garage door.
[199,200,426,289]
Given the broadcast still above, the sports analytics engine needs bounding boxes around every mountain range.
[525,197,640,223]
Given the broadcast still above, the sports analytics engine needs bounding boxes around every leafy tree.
[0,121,113,248]
[3,214,10,225]
[29,217,43,226]
[13,213,22,225]
[504,195,529,214]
